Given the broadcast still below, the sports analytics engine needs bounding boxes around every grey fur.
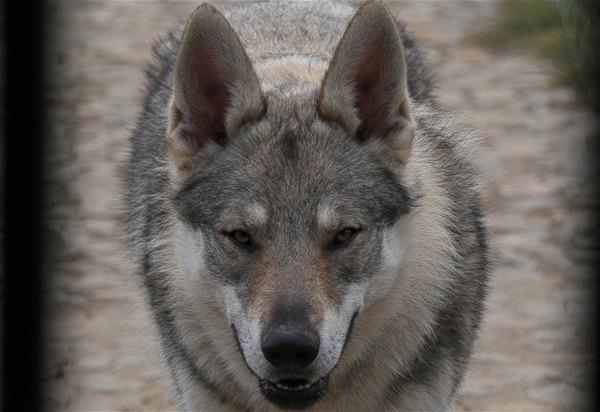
[124,1,489,411]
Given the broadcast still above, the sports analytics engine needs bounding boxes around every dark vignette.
[2,0,45,411]
[577,1,600,406]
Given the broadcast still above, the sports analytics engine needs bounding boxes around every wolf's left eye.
[227,230,254,249]
[332,227,360,247]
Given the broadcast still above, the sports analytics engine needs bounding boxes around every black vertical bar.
[3,0,44,409]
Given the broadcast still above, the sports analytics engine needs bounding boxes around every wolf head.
[167,1,418,409]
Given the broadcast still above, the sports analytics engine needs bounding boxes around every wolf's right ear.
[168,4,265,176]
[318,0,415,165]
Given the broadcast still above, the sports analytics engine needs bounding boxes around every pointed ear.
[168,4,265,175]
[318,0,415,164]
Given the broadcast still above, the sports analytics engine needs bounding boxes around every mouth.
[259,376,328,410]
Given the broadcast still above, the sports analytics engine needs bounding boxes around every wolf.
[124,0,490,410]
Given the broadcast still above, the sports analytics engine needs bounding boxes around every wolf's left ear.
[318,0,414,164]
[168,4,265,176]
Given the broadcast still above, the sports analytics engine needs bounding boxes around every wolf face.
[166,2,417,409]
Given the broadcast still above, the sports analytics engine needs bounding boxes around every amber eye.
[228,230,252,247]
[333,228,359,245]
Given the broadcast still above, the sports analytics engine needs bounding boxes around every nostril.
[296,351,309,362]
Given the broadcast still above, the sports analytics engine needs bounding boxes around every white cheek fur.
[176,224,207,280]
[382,220,408,271]
[316,284,365,369]
[363,218,410,305]
[222,286,266,376]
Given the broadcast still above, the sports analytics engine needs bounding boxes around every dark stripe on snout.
[281,130,298,161]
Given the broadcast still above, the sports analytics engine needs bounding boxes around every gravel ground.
[42,1,597,410]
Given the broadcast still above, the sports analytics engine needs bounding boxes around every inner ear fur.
[168,3,265,176]
[318,0,415,163]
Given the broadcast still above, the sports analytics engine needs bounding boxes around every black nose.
[262,328,320,369]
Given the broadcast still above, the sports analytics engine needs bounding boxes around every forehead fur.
[174,94,411,229]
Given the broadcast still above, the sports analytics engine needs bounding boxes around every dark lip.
[259,376,329,410]
[341,311,359,352]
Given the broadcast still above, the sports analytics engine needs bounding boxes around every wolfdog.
[124,0,490,410]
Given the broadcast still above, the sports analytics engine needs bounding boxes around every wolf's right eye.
[227,230,254,249]
[330,227,361,249]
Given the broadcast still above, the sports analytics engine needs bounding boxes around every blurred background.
[40,0,598,410]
